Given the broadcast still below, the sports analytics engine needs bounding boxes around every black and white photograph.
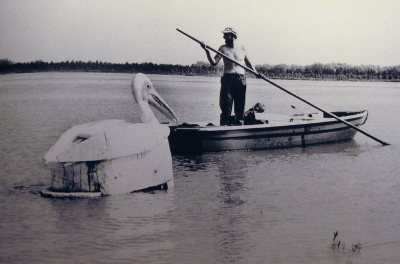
[1,0,399,263]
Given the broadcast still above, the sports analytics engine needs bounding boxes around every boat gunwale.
[169,110,367,134]
[201,124,359,141]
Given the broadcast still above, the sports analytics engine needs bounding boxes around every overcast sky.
[1,0,399,67]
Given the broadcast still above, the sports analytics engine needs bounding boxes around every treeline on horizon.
[1,59,399,81]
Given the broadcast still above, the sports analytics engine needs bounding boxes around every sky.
[0,0,399,67]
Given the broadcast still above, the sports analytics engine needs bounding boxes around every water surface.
[0,72,399,263]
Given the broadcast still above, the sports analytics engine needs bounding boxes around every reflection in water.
[214,153,248,263]
[171,143,376,263]
[173,152,257,263]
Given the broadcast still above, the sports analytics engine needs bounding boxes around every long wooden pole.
[176,28,389,146]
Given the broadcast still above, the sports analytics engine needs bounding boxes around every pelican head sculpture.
[132,73,178,124]
[42,73,178,197]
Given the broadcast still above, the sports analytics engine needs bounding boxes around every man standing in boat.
[201,27,256,126]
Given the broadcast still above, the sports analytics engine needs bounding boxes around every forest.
[1,59,399,81]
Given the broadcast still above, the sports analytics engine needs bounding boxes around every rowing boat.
[168,110,368,153]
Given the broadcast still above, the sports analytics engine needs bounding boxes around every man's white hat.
[221,27,237,38]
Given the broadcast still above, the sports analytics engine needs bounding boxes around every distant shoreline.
[1,60,399,82]
[1,70,399,83]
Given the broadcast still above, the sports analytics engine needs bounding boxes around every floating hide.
[42,73,178,197]
[43,120,174,195]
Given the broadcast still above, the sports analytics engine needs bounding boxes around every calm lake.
[0,72,399,263]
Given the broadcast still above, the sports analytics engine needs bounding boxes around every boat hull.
[168,111,368,153]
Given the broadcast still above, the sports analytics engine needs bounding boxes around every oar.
[176,28,390,146]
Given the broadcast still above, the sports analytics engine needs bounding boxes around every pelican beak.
[148,89,179,123]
